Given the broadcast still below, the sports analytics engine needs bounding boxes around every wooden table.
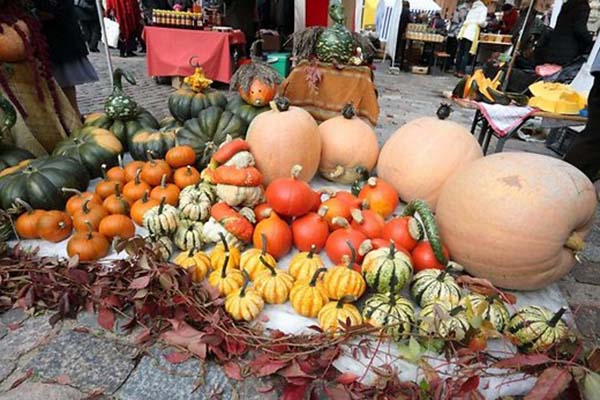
[399,35,446,72]
[471,40,511,72]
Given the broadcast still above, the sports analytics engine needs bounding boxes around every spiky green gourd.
[362,292,415,340]
[362,241,413,294]
[507,306,571,353]
[105,69,138,120]
[410,269,461,308]
[460,293,510,332]
[315,1,354,64]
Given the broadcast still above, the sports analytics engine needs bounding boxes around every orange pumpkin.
[124,160,145,182]
[67,221,110,261]
[320,196,352,231]
[72,200,108,232]
[13,199,45,239]
[36,211,72,243]
[63,188,103,216]
[130,191,160,226]
[106,155,127,183]
[318,104,379,184]
[95,165,121,200]
[150,174,180,206]
[141,157,172,187]
[436,153,597,290]
[123,168,151,203]
[0,21,29,62]
[99,214,136,240]
[173,165,201,189]
[166,144,197,168]
[358,177,399,218]
[265,165,314,218]
[252,210,292,260]
[239,79,278,107]
[377,117,483,210]
[246,97,321,185]
[102,183,132,215]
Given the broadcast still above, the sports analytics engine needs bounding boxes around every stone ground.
[0,49,599,399]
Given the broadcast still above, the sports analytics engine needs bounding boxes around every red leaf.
[278,361,315,380]
[458,375,480,394]
[336,372,359,385]
[164,352,191,364]
[55,374,71,385]
[199,334,223,346]
[223,361,243,381]
[524,367,572,400]
[133,328,151,345]
[9,368,33,390]
[257,384,274,393]
[128,275,151,290]
[68,269,89,284]
[494,354,552,369]
[456,275,517,304]
[188,341,207,359]
[282,383,308,400]
[324,384,352,400]
[249,355,288,377]
[97,307,115,330]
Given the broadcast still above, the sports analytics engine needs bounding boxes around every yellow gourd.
[209,233,241,270]
[240,234,277,280]
[253,256,294,304]
[323,242,366,300]
[225,271,265,321]
[288,244,325,282]
[289,268,329,318]
[173,248,211,282]
[318,296,362,333]
[208,253,244,297]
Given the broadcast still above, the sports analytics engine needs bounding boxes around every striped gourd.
[173,219,205,251]
[173,248,210,282]
[418,302,469,341]
[253,256,294,304]
[323,242,366,300]
[506,306,570,353]
[147,235,175,261]
[460,293,510,332]
[362,241,413,294]
[178,181,215,222]
[143,197,179,236]
[289,268,329,318]
[318,296,362,333]
[240,234,277,280]
[410,269,461,308]
[288,244,325,282]
[362,292,415,340]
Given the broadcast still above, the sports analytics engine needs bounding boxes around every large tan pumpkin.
[377,117,483,210]
[0,21,29,63]
[318,104,379,184]
[436,152,597,290]
[246,98,320,184]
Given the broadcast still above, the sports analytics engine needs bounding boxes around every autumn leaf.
[456,275,517,304]
[524,367,572,400]
[133,327,151,345]
[257,384,274,393]
[164,352,191,364]
[223,361,243,380]
[494,353,552,369]
[587,348,600,373]
[583,372,600,400]
[324,384,352,400]
[128,275,151,290]
[336,372,359,385]
[97,306,115,330]
[458,375,480,394]
[281,383,308,400]
[249,354,289,377]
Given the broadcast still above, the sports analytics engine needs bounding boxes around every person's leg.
[446,36,458,71]
[61,86,81,120]
[80,20,91,47]
[455,39,467,75]
[126,34,138,56]
[457,39,472,75]
[89,19,101,52]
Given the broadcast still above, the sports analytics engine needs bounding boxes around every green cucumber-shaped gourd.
[402,199,447,266]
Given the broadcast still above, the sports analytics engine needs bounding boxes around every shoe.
[89,48,100,53]
[127,51,138,57]
[120,52,128,58]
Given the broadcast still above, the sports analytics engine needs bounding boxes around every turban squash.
[436,152,597,290]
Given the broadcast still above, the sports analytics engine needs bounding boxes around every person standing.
[74,0,100,52]
[499,0,518,34]
[455,0,487,77]
[105,0,143,57]
[447,2,469,72]
[395,1,411,70]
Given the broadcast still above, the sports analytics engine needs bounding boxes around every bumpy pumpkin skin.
[436,153,597,290]
[377,117,483,210]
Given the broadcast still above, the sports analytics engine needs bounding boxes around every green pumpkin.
[315,1,355,64]
[0,145,34,173]
[174,219,205,251]
[168,87,228,122]
[104,69,138,120]
[402,200,448,267]
[507,306,571,353]
[0,155,90,211]
[178,182,216,222]
[143,198,180,236]
[225,94,269,125]
[129,124,177,161]
[460,293,510,332]
[85,107,160,149]
[53,126,123,178]
[176,106,247,169]
[362,241,413,294]
[418,302,469,341]
[362,292,415,340]
[147,235,175,262]
[410,269,461,308]
[0,93,17,137]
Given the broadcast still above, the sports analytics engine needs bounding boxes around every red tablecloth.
[144,26,246,83]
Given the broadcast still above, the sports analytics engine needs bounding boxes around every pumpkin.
[209,137,251,166]
[106,155,127,183]
[129,126,177,161]
[173,219,204,251]
[323,242,366,300]
[63,188,102,216]
[291,206,329,252]
[0,145,33,173]
[168,86,227,122]
[239,79,278,107]
[246,97,321,184]
[506,306,571,353]
[67,221,110,261]
[98,214,135,240]
[213,165,264,207]
[225,271,265,321]
[253,256,295,304]
[362,241,413,294]
[318,104,379,184]
[382,216,422,253]
[123,161,145,182]
[351,208,384,239]
[209,233,241,270]
[325,217,367,265]
[166,143,196,168]
[84,108,160,150]
[0,20,29,62]
[321,197,352,231]
[150,174,180,206]
[147,235,175,261]
[265,165,314,217]
[204,202,254,247]
[174,165,201,189]
[362,292,415,340]
[141,156,172,187]
[102,183,131,215]
[240,234,277,280]
[208,253,245,297]
[36,210,72,242]
[460,293,510,332]
[287,245,326,282]
[123,168,151,202]
[318,297,363,333]
[230,45,281,107]
[13,199,44,239]
[72,199,108,232]
[178,181,215,222]
[104,68,138,120]
[252,209,292,259]
[53,126,123,178]
[410,269,461,308]
[358,178,399,218]
[436,153,597,290]
[412,242,450,272]
[130,191,160,226]
[226,94,269,125]
[418,303,469,341]
[174,248,211,282]
[290,268,329,317]
[143,198,179,236]
[377,117,483,210]
[176,106,247,169]
[0,156,90,211]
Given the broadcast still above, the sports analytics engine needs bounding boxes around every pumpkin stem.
[565,232,585,252]
[259,255,276,276]
[187,247,196,258]
[12,198,33,213]
[117,154,124,168]
[350,209,364,224]
[141,190,150,203]
[82,199,92,214]
[240,270,251,297]
[134,168,143,185]
[220,253,230,279]
[337,295,356,308]
[326,165,345,180]
[331,216,350,229]
[146,150,155,162]
[317,205,328,218]
[114,182,122,197]
[307,244,317,259]
[290,165,303,179]
[61,188,83,197]
[387,240,396,259]
[341,103,356,119]
[548,307,567,327]
[402,200,447,266]
[260,233,268,256]
[437,270,448,282]
[345,241,357,268]
[309,267,328,287]
[85,220,94,240]
[450,305,465,317]
[158,197,166,214]
[160,174,168,189]
[367,177,377,187]
[272,97,290,112]
[100,164,108,180]
[218,232,229,253]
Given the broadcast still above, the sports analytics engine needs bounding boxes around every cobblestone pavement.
[0,49,598,400]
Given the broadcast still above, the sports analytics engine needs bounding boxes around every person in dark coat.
[34,0,98,117]
[74,0,100,52]
[395,1,411,69]
[541,0,593,66]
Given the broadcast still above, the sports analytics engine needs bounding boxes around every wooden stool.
[433,51,451,74]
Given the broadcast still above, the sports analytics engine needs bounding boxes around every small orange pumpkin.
[150,174,180,206]
[36,210,72,243]
[103,183,132,215]
[239,79,278,107]
[123,168,151,203]
[67,221,110,261]
[72,199,108,232]
[13,199,44,239]
[63,188,103,216]
[173,165,201,189]
[358,177,399,218]
[130,191,160,226]
[106,155,127,183]
[99,214,136,240]
[165,144,196,168]
[141,155,172,186]
[95,165,121,200]
[124,160,145,182]
[252,209,292,260]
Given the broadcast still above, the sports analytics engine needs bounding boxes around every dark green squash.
[129,124,177,161]
[0,155,90,211]
[225,94,269,125]
[53,126,123,178]
[315,1,354,64]
[168,87,228,122]
[84,107,159,149]
[104,68,138,120]
[0,145,34,172]
[176,106,247,168]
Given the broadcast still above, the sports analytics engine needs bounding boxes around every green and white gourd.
[178,182,215,222]
[362,292,415,340]
[362,241,413,294]
[173,219,205,251]
[143,198,180,236]
[202,217,245,249]
[418,302,469,341]
[105,68,138,120]
[506,306,571,353]
[315,1,354,64]
[410,269,461,308]
[460,293,510,332]
[147,235,175,262]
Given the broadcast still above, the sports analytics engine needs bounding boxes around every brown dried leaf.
[524,367,572,400]
[223,361,243,380]
[335,372,359,385]
[494,354,552,369]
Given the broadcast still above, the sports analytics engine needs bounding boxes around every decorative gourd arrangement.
[98,214,135,241]
[0,145,33,175]
[357,177,399,218]
[460,293,510,332]
[209,234,241,270]
[323,242,366,300]
[142,198,179,236]
[147,235,176,261]
[128,123,177,161]
[174,248,211,282]
[291,207,329,252]
[150,175,180,206]
[362,292,415,340]
[178,181,215,222]
[240,234,276,280]
[225,271,265,321]
[66,221,110,261]
[410,269,461,308]
[315,1,356,64]
[203,202,254,248]
[288,245,325,283]
[14,200,45,239]
[208,253,244,297]
[506,306,571,353]
[36,210,72,243]
[252,208,292,259]
[173,219,204,251]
